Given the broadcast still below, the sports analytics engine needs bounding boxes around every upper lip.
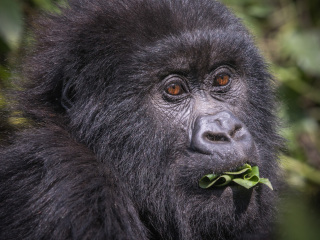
[185,150,259,173]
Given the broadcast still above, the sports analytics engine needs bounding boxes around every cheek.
[223,80,248,106]
[150,97,193,132]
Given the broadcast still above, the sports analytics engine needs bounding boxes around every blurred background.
[0,0,320,239]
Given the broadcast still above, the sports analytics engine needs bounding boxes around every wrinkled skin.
[0,0,283,239]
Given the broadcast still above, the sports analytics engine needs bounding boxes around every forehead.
[130,28,254,79]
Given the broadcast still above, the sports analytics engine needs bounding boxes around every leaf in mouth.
[199,164,273,190]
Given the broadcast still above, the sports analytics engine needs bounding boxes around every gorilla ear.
[61,78,75,110]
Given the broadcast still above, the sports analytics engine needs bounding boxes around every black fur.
[0,0,283,239]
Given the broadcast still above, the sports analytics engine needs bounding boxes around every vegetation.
[0,0,319,239]
[199,164,273,190]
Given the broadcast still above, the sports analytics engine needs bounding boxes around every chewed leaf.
[232,178,259,189]
[244,175,260,183]
[246,166,260,178]
[198,164,273,190]
[199,174,219,188]
[243,166,260,182]
[199,174,234,188]
[200,173,218,182]
[259,178,273,190]
[224,164,251,175]
[214,175,234,187]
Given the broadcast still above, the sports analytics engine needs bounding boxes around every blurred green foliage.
[0,0,320,239]
[0,0,63,134]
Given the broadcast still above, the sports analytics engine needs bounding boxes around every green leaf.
[199,174,235,188]
[199,174,219,188]
[247,166,260,178]
[214,175,234,187]
[233,178,259,189]
[243,166,260,182]
[199,164,273,190]
[259,178,273,190]
[224,163,251,175]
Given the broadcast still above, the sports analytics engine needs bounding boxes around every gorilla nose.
[190,111,253,155]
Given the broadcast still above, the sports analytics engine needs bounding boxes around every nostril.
[204,132,230,142]
[229,124,242,138]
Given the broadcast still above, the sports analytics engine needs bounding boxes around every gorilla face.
[107,29,275,239]
[60,24,277,238]
[3,0,281,239]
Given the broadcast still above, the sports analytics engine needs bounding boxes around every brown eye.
[214,74,230,86]
[166,83,183,95]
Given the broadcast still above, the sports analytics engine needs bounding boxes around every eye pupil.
[215,74,230,86]
[167,84,182,95]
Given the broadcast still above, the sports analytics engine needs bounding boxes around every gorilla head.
[0,0,283,239]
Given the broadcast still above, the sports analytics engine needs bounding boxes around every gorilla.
[0,0,283,239]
